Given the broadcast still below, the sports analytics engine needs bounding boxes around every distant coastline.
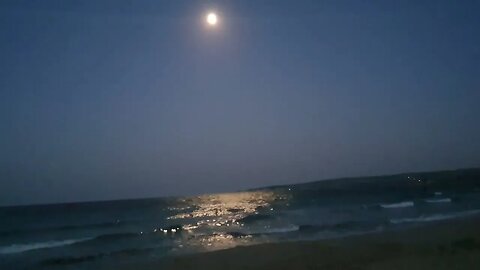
[2,167,479,208]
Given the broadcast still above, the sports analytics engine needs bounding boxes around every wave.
[0,238,92,254]
[238,214,273,224]
[234,225,299,236]
[390,209,480,224]
[90,232,140,241]
[259,225,299,234]
[249,221,374,236]
[0,220,122,237]
[0,231,145,255]
[425,198,451,203]
[380,201,414,209]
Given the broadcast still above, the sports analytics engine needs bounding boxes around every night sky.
[1,0,479,206]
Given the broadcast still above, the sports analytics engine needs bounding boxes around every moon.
[206,13,218,26]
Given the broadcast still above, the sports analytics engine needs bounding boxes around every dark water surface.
[1,168,480,269]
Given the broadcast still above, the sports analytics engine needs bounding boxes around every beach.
[135,216,480,270]
[2,169,480,269]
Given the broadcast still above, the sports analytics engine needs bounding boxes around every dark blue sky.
[1,0,479,205]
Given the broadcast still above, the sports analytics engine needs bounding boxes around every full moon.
[206,13,218,25]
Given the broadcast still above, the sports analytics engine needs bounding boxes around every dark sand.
[130,216,480,270]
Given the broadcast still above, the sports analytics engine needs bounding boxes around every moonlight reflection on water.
[167,191,290,251]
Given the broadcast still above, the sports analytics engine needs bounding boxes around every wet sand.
[130,216,480,270]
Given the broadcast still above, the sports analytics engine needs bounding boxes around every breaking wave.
[390,209,480,224]
[424,198,451,203]
[0,232,144,255]
[0,238,93,254]
[380,201,414,209]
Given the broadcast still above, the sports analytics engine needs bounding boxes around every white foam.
[380,201,414,209]
[390,209,480,224]
[425,198,451,203]
[434,192,442,196]
[0,238,92,254]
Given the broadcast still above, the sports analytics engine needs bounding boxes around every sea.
[1,168,480,269]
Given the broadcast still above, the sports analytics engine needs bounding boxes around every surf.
[0,238,92,254]
[424,198,452,203]
[380,201,414,209]
[390,209,480,224]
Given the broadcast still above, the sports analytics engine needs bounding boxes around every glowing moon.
[206,13,218,25]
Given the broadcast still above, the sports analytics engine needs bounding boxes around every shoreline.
[129,216,480,270]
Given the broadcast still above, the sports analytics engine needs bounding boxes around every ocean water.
[1,169,480,269]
